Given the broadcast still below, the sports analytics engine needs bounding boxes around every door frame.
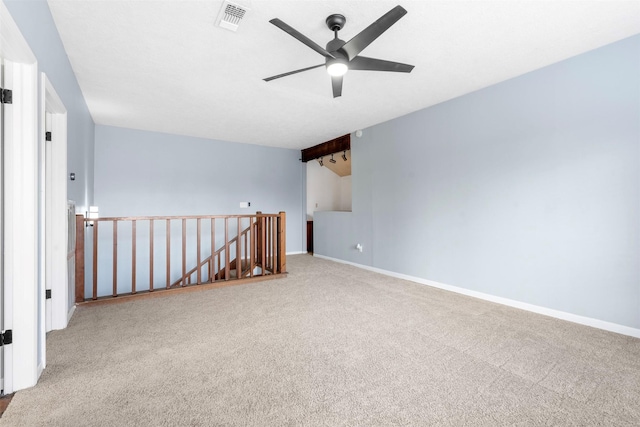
[41,72,69,336]
[1,0,39,393]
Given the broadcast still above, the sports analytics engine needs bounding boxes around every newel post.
[277,211,286,273]
[75,214,85,303]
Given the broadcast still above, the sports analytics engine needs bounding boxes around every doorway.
[305,150,352,253]
[41,73,69,337]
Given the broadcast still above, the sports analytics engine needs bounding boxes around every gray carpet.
[2,254,640,426]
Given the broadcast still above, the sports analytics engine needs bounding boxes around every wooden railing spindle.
[132,220,137,294]
[237,217,242,278]
[112,220,118,297]
[225,218,230,281]
[272,216,277,273]
[244,232,248,278]
[149,219,154,292]
[92,221,98,300]
[266,217,270,272]
[268,217,273,272]
[261,216,266,274]
[217,252,221,280]
[278,211,286,273]
[182,219,186,287]
[197,218,202,285]
[249,219,255,277]
[271,217,275,271]
[211,218,215,282]
[166,219,171,289]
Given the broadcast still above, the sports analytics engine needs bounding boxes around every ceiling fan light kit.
[327,59,348,77]
[264,5,414,98]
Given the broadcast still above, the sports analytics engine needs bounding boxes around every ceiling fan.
[264,5,414,98]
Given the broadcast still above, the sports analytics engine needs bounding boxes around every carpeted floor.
[2,254,640,426]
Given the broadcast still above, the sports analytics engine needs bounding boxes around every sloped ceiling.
[47,0,640,150]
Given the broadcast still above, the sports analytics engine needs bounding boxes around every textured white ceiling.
[47,0,640,150]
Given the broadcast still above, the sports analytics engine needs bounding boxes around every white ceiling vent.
[217,1,250,32]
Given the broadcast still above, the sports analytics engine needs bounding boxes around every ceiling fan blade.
[340,6,407,61]
[331,75,343,98]
[349,56,414,73]
[263,64,325,82]
[270,19,335,59]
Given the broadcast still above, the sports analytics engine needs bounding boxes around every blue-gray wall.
[91,125,304,296]
[315,34,640,329]
[94,125,305,251]
[5,0,95,211]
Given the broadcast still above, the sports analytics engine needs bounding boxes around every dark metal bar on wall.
[301,134,350,162]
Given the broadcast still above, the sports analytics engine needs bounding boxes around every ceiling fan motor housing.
[326,38,347,57]
[326,14,346,32]
[325,37,349,73]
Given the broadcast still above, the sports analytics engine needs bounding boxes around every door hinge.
[1,88,12,104]
[0,330,12,346]
[45,132,52,141]
[46,289,52,299]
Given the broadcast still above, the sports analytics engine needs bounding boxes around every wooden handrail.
[90,213,277,222]
[76,212,285,301]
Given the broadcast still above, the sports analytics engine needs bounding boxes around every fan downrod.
[326,14,346,32]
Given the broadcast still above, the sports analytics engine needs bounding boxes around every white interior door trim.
[41,73,69,333]
[44,112,52,335]
[1,0,39,393]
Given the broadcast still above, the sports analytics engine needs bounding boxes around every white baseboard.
[67,304,76,323]
[313,254,640,339]
[286,251,306,255]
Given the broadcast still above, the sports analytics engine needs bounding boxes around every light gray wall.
[5,0,95,211]
[315,34,640,329]
[94,125,304,251]
[91,125,304,296]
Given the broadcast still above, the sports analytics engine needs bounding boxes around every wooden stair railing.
[75,212,286,302]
